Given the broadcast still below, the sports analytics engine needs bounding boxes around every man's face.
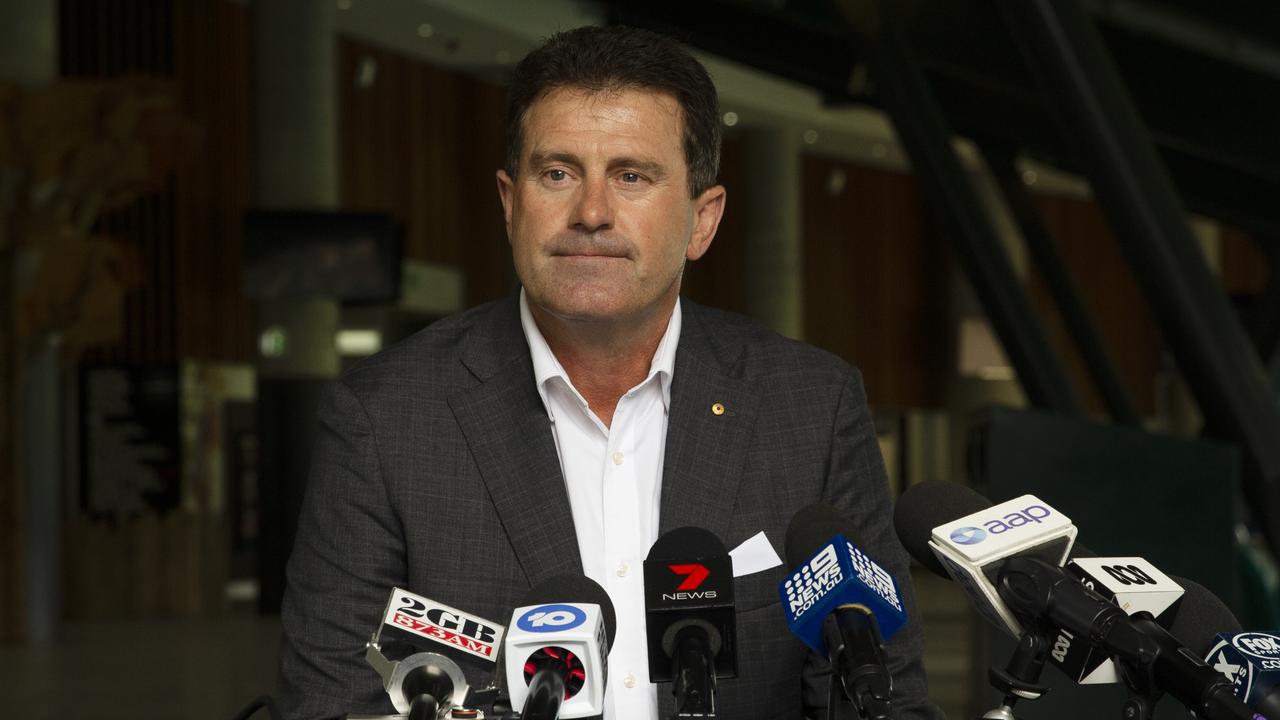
[497,87,725,326]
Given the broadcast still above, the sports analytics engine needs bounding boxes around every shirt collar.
[519,288,681,417]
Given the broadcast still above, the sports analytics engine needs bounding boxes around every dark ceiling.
[601,0,1280,239]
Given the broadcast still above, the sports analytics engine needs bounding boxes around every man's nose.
[570,177,613,232]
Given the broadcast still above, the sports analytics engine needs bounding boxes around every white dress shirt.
[519,289,679,720]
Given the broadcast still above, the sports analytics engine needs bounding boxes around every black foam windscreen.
[519,574,618,651]
[893,481,992,577]
[1166,575,1243,654]
[784,503,851,569]
[1068,542,1097,559]
[647,526,727,561]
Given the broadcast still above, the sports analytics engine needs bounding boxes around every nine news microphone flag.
[781,503,906,720]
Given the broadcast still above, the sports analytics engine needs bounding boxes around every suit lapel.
[659,301,762,544]
[447,297,582,584]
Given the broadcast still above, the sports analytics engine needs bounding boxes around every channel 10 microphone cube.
[504,602,609,718]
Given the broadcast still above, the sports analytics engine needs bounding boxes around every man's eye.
[620,172,642,183]
[546,169,567,181]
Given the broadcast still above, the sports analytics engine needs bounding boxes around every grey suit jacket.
[277,294,943,720]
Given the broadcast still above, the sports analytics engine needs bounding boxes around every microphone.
[643,526,737,718]
[364,587,507,717]
[503,575,616,720]
[896,484,1257,719]
[997,554,1258,720]
[893,481,1077,637]
[1051,556,1184,684]
[780,503,907,720]
[1205,630,1280,719]
[1164,578,1280,718]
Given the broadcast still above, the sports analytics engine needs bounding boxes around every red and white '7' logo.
[668,563,710,591]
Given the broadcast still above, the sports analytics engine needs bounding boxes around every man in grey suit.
[278,25,943,720]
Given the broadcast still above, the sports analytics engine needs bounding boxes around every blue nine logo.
[950,527,988,545]
[516,604,587,633]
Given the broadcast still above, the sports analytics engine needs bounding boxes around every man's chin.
[527,293,654,326]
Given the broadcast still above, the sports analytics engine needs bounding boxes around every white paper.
[729,530,783,577]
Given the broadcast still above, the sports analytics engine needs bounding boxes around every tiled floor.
[0,573,974,720]
[0,615,283,720]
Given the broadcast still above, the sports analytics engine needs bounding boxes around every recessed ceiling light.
[803,129,819,145]
[1022,169,1038,185]
[417,23,434,38]
[722,111,738,127]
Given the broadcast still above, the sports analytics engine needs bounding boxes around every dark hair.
[504,25,721,197]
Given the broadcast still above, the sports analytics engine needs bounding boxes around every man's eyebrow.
[610,157,667,177]
[527,150,582,168]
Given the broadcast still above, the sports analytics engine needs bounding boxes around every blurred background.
[2,0,1279,718]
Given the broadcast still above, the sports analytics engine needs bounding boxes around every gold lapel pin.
[711,402,726,416]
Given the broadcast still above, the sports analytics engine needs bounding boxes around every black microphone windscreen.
[784,503,851,569]
[647,526,728,561]
[1068,542,1097,559]
[893,481,993,578]
[519,574,618,651]
[1165,575,1242,654]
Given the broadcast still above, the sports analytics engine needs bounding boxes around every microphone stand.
[520,668,566,720]
[671,624,718,717]
[976,631,1051,720]
[822,605,894,720]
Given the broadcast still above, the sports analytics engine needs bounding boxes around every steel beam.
[981,144,1142,426]
[834,1,1086,416]
[998,0,1280,552]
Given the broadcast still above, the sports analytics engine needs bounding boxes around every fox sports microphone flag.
[1207,632,1280,719]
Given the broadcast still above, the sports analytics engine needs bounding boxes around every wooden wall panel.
[20,0,256,628]
[1026,195,1164,416]
[680,137,746,314]
[1221,226,1269,297]
[56,0,253,365]
[338,37,513,308]
[800,155,950,409]
[172,0,254,363]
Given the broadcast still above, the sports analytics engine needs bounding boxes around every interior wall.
[50,0,254,622]
[337,36,513,309]
[801,154,952,409]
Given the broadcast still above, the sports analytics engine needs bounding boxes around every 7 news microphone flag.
[643,526,737,718]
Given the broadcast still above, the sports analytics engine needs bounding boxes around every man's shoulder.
[336,297,516,399]
[682,299,854,384]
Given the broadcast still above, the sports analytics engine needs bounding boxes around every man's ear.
[686,184,726,261]
[496,169,515,239]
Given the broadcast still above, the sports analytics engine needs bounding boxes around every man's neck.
[529,299,676,428]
